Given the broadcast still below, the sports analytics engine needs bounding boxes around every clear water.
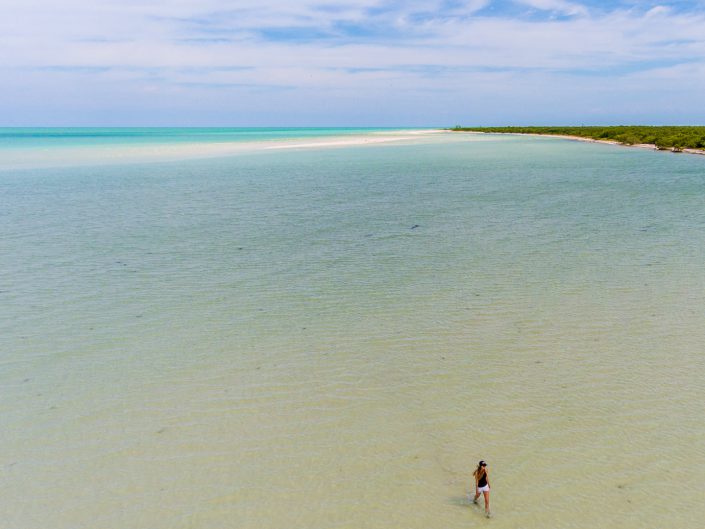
[0,127,401,148]
[1,130,704,529]
[0,127,419,170]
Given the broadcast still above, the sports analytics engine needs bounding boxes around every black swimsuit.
[478,471,487,488]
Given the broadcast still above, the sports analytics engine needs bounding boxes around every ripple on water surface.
[1,133,705,529]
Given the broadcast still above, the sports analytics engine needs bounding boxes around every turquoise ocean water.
[1,129,704,528]
[0,127,395,148]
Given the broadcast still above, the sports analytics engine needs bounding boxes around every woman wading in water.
[472,460,491,517]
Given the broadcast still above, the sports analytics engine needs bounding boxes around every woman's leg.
[483,490,490,516]
[473,489,480,503]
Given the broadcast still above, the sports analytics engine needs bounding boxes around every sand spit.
[264,130,438,150]
[1,130,447,171]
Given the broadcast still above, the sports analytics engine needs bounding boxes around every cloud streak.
[1,0,704,125]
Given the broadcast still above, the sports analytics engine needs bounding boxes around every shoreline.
[454,130,705,157]
[261,130,442,150]
[0,129,447,171]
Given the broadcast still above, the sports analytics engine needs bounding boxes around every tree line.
[450,126,705,151]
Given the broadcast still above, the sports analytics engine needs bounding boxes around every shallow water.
[1,131,704,528]
[0,127,428,170]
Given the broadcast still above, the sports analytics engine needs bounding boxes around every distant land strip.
[450,126,705,155]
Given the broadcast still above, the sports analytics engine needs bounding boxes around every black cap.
[479,460,487,466]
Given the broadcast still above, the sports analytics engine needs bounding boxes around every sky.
[2,0,705,126]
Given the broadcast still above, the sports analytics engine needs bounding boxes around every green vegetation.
[450,126,705,152]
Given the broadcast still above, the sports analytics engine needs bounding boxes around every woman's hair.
[473,460,487,478]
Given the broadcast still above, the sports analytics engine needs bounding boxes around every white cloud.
[514,0,589,17]
[0,0,704,124]
[645,5,671,18]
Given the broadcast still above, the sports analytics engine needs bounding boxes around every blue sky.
[2,0,705,126]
